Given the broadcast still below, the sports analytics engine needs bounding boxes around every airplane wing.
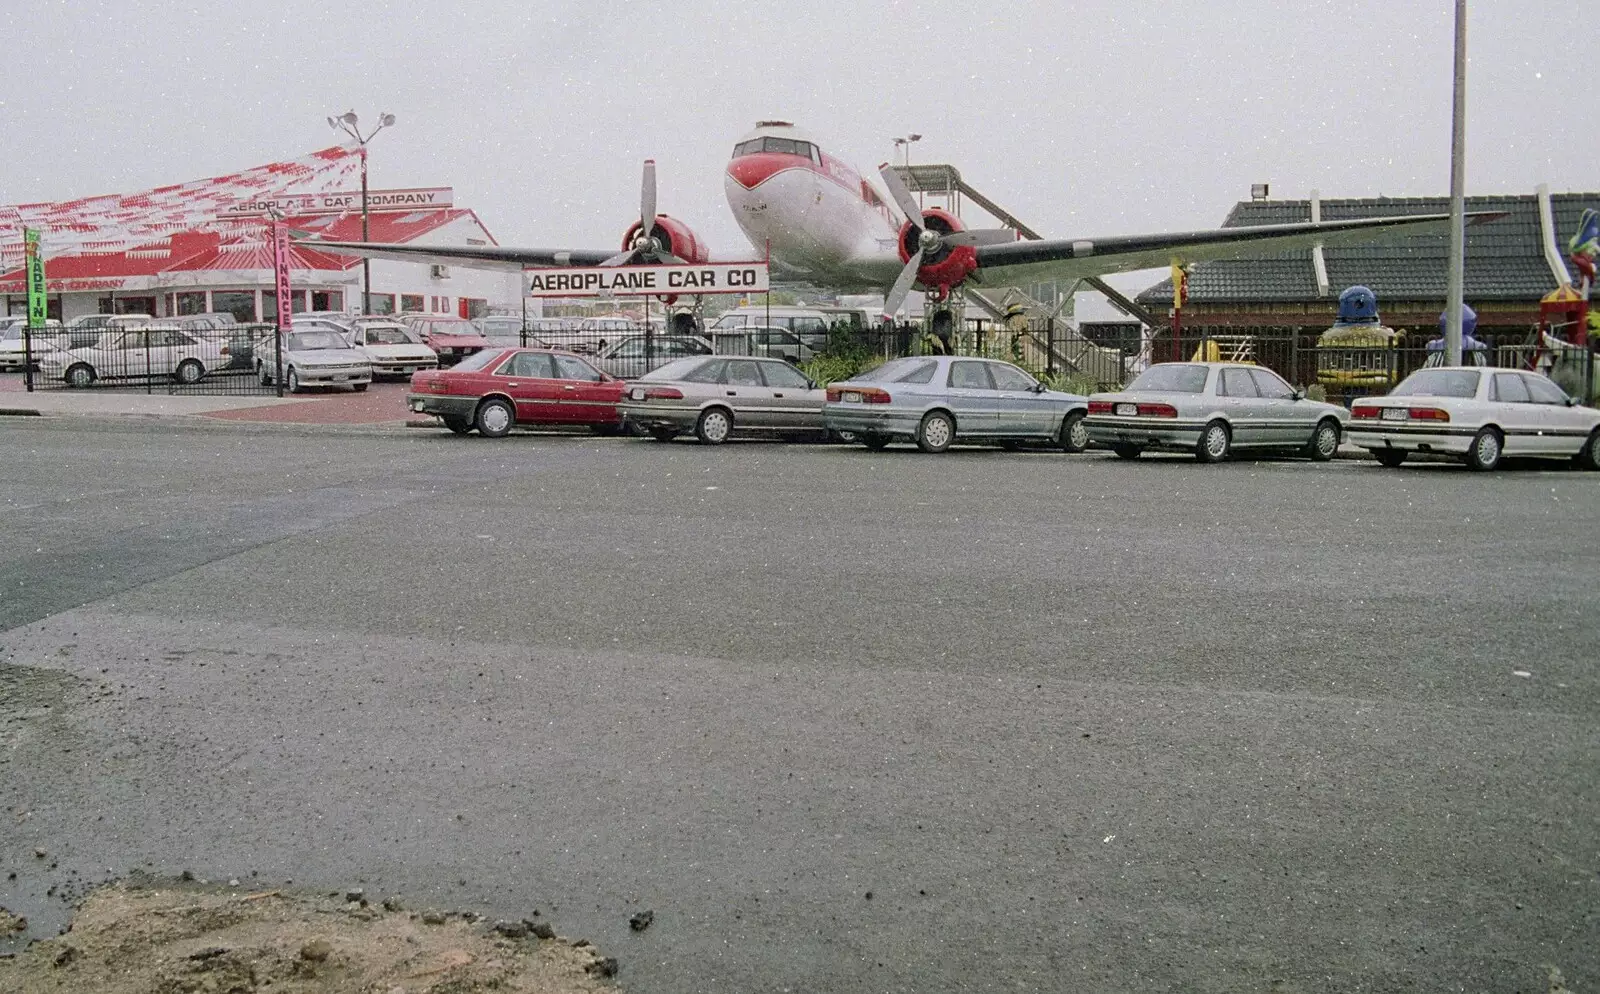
[972,211,1507,286]
[291,239,620,273]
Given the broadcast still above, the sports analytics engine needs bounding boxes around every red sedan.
[406,347,627,437]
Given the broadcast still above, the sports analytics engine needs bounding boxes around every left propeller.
[601,160,686,266]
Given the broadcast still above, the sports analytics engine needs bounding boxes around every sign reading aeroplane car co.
[524,262,769,297]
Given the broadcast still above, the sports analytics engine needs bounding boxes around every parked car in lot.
[0,320,66,371]
[406,347,625,437]
[709,326,816,364]
[65,313,153,335]
[618,355,827,444]
[342,322,439,379]
[1348,366,1600,471]
[824,355,1090,453]
[1084,361,1349,462]
[592,334,713,379]
[170,312,239,332]
[38,325,225,387]
[472,315,541,347]
[255,329,372,393]
[401,316,491,366]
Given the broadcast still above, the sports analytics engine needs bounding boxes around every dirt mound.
[0,881,618,993]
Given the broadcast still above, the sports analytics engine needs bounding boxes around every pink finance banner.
[271,220,293,331]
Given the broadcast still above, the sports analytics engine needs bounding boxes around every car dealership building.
[0,146,525,323]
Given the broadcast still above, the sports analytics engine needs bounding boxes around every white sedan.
[38,326,225,387]
[1349,366,1600,471]
[256,329,372,393]
[343,322,439,379]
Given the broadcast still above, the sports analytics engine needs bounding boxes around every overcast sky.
[3,1,1594,310]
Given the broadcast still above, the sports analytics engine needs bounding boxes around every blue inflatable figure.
[1425,304,1488,367]
[1317,286,1400,387]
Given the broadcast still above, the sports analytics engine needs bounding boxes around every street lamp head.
[908,133,922,143]
[340,110,358,127]
[326,116,337,129]
[379,113,396,127]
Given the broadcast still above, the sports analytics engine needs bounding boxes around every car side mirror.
[1032,382,1046,393]
[1565,395,1579,407]
[806,378,818,390]
[1292,388,1306,400]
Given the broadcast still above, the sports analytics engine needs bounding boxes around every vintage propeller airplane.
[300,121,1501,319]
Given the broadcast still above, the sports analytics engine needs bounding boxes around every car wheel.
[286,367,302,394]
[916,410,955,453]
[442,415,473,435]
[1307,418,1340,461]
[174,359,204,384]
[257,364,271,386]
[1374,448,1407,468]
[859,433,890,450]
[1059,410,1089,453]
[1111,443,1142,460]
[65,364,96,389]
[1195,420,1231,463]
[1464,426,1502,471]
[649,427,678,443]
[695,407,733,445]
[1576,428,1600,471]
[829,430,858,444]
[475,397,515,438]
[351,382,369,393]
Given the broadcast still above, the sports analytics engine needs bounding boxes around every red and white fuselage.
[722,122,905,288]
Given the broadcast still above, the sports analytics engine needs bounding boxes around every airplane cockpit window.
[730,137,820,160]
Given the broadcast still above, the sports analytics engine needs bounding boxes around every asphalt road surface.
[2,416,1597,993]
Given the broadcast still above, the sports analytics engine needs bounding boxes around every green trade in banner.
[25,228,46,328]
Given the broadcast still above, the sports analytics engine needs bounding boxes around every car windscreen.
[285,332,345,351]
[448,349,505,373]
[850,357,937,383]
[1128,364,1209,393]
[1390,369,1480,398]
[364,328,413,345]
[637,357,709,381]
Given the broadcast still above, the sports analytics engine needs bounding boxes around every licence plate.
[842,391,862,403]
[333,375,347,381]
[1380,408,1406,421]
[1115,402,1137,417]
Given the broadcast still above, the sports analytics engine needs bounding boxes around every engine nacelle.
[621,215,710,266]
[897,207,979,300]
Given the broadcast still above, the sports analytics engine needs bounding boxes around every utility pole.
[1445,0,1467,365]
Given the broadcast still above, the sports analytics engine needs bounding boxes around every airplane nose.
[726,152,804,191]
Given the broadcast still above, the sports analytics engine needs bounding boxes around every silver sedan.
[1084,361,1349,462]
[618,355,827,444]
[822,355,1089,453]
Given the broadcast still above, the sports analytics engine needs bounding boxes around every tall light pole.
[893,134,923,211]
[1445,1,1467,365]
[328,109,396,314]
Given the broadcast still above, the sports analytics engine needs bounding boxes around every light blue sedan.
[823,355,1090,453]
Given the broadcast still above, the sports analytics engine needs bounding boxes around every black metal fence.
[20,323,283,396]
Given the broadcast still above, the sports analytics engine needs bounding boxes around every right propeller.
[877,164,1014,318]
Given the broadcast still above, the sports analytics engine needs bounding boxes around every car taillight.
[219,345,231,355]
[859,387,891,404]
[644,387,683,400]
[1408,407,1450,422]
[1137,403,1178,418]
[826,387,842,402]
[427,377,449,392]
[1351,405,1380,419]
[1087,400,1113,414]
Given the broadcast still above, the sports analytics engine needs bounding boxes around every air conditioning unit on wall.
[430,264,451,280]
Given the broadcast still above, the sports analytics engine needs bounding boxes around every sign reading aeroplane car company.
[524,262,769,297]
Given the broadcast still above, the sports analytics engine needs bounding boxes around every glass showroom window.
[401,294,425,312]
[212,291,257,323]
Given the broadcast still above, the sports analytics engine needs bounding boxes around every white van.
[708,306,850,351]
